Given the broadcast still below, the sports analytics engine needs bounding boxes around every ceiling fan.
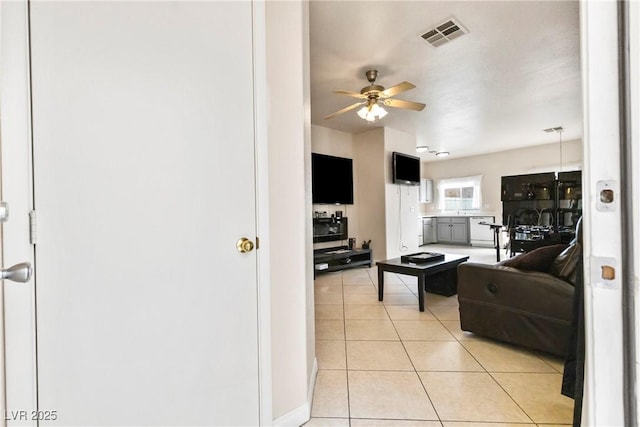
[324,69,426,122]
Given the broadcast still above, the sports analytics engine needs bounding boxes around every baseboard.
[273,402,310,427]
[273,358,318,427]
[307,357,319,409]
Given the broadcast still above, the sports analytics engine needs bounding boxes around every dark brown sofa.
[457,225,582,357]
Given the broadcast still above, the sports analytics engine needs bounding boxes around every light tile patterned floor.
[307,245,574,426]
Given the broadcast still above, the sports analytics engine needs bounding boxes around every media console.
[313,246,372,276]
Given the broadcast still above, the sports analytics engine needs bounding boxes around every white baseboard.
[307,357,319,408]
[273,358,318,427]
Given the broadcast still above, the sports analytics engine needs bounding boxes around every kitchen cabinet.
[436,216,469,244]
[422,217,437,244]
[469,216,495,247]
[419,179,433,203]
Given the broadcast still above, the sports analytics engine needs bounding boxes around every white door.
[2,2,265,426]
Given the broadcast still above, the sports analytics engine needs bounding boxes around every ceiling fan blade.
[380,81,415,98]
[333,90,368,99]
[383,98,426,111]
[324,101,365,120]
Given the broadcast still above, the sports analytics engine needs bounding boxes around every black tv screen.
[392,152,420,185]
[312,153,354,204]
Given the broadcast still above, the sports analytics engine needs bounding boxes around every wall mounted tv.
[392,151,421,185]
[311,153,354,205]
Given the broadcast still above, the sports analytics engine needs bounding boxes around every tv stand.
[313,245,372,276]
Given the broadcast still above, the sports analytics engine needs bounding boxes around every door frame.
[0,0,273,425]
[579,0,636,424]
[0,1,38,425]
[251,1,274,424]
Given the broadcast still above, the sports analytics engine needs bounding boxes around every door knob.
[1,262,33,283]
[236,238,255,253]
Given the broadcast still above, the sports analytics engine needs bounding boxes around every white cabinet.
[469,216,496,247]
[436,216,469,244]
[419,179,433,203]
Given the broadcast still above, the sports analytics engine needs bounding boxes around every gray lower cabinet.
[422,217,437,244]
[436,217,469,244]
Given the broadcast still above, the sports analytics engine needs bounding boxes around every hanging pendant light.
[543,126,564,171]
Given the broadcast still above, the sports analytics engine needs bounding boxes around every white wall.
[353,128,386,260]
[421,139,582,223]
[266,1,314,422]
[383,128,420,259]
[301,0,316,421]
[312,125,420,261]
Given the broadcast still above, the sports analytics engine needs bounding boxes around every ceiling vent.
[420,18,468,48]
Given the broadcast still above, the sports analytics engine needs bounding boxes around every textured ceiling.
[309,1,582,160]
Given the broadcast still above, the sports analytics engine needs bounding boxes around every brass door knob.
[236,237,255,253]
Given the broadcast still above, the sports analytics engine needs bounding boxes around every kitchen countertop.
[418,213,496,218]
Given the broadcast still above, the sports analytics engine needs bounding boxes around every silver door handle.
[1,262,32,283]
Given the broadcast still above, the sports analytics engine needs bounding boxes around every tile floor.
[307,245,574,427]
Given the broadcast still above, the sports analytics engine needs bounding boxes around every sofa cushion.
[501,244,568,273]
[549,243,582,285]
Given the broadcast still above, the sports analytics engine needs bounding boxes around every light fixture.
[416,145,451,157]
[544,126,564,171]
[357,101,387,122]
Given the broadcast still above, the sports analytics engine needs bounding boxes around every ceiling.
[309,1,582,161]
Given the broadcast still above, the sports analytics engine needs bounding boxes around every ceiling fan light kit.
[324,69,425,122]
[357,101,388,122]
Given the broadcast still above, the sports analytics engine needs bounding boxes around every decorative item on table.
[335,210,343,218]
[401,252,445,264]
[348,238,356,250]
[362,240,371,250]
[314,211,328,218]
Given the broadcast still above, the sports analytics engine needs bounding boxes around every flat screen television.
[392,151,421,185]
[311,153,354,204]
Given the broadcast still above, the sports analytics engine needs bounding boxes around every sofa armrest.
[457,262,575,356]
[457,262,574,322]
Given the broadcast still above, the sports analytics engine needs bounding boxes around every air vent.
[420,18,468,48]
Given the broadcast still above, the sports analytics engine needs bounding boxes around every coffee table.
[376,254,469,312]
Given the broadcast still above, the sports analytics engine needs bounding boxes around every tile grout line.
[391,269,538,425]
[485,370,537,424]
[428,288,539,425]
[340,271,352,426]
[382,275,444,423]
[444,290,538,425]
[334,267,558,426]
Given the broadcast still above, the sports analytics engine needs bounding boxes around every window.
[437,175,482,211]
